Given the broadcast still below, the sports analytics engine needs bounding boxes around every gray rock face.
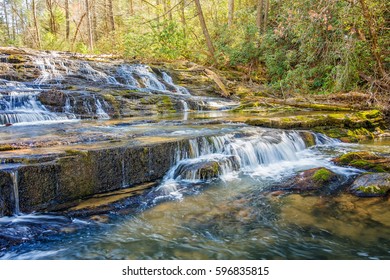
[349,173,390,197]
[0,140,189,216]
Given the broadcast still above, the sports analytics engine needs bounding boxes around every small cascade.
[180,100,189,112]
[314,133,341,145]
[80,62,119,84]
[156,130,326,195]
[0,90,69,125]
[9,171,20,216]
[28,53,192,95]
[180,100,189,120]
[63,96,76,118]
[162,72,191,95]
[94,95,110,119]
[116,65,167,91]
[34,56,65,85]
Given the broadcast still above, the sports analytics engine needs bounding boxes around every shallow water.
[1,127,389,260]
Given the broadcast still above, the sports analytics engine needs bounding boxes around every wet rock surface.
[333,151,390,172]
[274,167,345,194]
[245,110,385,142]
[173,156,239,181]
[349,173,390,197]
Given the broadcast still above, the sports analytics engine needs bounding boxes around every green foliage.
[124,20,189,61]
[2,0,387,95]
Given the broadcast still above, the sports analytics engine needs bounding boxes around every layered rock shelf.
[0,137,190,216]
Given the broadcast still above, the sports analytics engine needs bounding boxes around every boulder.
[173,156,239,181]
[275,167,342,193]
[349,173,390,197]
[333,151,390,172]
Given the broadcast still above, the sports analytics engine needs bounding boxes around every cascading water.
[34,56,65,85]
[9,170,20,216]
[94,95,110,119]
[155,130,318,197]
[162,72,191,95]
[0,83,70,125]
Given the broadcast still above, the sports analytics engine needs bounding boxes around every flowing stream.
[0,117,389,260]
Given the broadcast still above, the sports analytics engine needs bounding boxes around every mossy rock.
[349,173,390,197]
[173,156,239,181]
[333,152,390,172]
[0,144,17,152]
[102,94,120,117]
[298,131,316,147]
[312,168,333,184]
[7,54,27,64]
[246,110,384,142]
[156,96,176,113]
[275,167,342,193]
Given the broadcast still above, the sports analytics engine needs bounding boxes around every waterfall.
[80,62,119,84]
[29,53,191,95]
[94,95,110,119]
[162,72,191,95]
[156,130,322,195]
[63,96,76,118]
[117,65,167,91]
[34,56,64,85]
[0,90,69,125]
[180,100,189,120]
[10,171,20,216]
[180,100,189,112]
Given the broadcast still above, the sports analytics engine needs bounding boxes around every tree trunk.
[11,1,16,40]
[180,0,186,36]
[32,0,41,47]
[46,0,57,34]
[3,0,11,41]
[128,0,134,16]
[256,0,263,33]
[166,0,172,21]
[358,0,387,80]
[155,0,160,25]
[65,0,70,40]
[228,0,234,27]
[92,0,97,40]
[85,0,93,50]
[194,0,215,59]
[108,0,115,31]
[72,12,86,46]
[263,0,269,32]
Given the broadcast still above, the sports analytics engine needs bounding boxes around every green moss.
[312,168,333,183]
[0,144,16,151]
[65,149,89,157]
[335,151,389,172]
[102,94,120,118]
[299,131,316,147]
[102,94,116,103]
[356,185,387,194]
[156,96,176,113]
[7,54,27,63]
[350,160,386,172]
[356,110,381,120]
[198,162,220,180]
[338,152,380,164]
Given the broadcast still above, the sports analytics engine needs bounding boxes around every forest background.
[0,0,388,97]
